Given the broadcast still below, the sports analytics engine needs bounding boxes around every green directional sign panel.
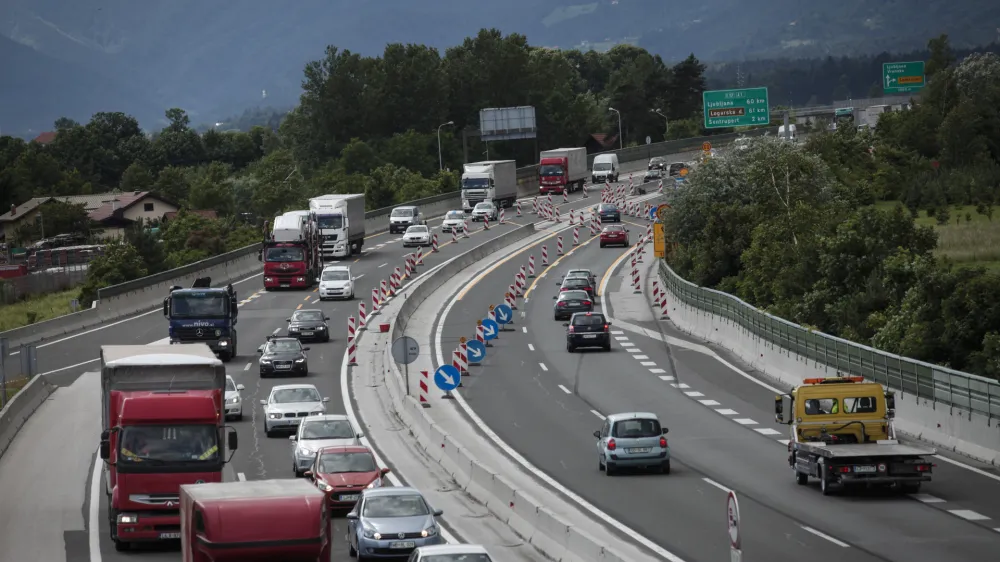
[883,61,925,94]
[702,87,770,129]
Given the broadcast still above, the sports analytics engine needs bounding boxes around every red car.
[600,225,630,248]
[305,445,390,509]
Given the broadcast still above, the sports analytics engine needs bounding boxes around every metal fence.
[658,259,1000,421]
[0,248,101,303]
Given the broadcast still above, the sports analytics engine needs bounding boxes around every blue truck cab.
[163,277,239,362]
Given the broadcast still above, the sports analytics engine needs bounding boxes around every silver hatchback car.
[594,412,670,475]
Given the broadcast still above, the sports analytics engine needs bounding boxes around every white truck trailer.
[308,194,366,259]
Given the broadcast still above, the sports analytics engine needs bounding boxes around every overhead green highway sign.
[883,61,925,94]
[702,87,770,129]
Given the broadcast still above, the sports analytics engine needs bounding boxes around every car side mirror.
[593,430,600,439]
[381,468,391,475]
[286,318,291,322]
[552,296,557,299]
[236,384,245,391]
[356,433,364,439]
[303,470,313,479]
[322,397,330,402]
[433,509,443,516]
[324,316,330,321]
[289,435,297,441]
[228,431,238,451]
[257,345,264,353]
[346,512,358,520]
[662,428,669,434]
[260,399,267,405]
[303,347,310,351]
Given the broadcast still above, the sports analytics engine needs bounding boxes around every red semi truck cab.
[261,241,313,289]
[99,344,237,552]
[538,156,570,195]
[181,479,331,562]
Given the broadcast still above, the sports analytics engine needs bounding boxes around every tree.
[78,241,148,306]
[926,34,955,78]
[120,162,154,191]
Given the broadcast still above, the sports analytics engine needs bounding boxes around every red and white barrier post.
[557,236,564,255]
[528,254,536,277]
[573,228,580,246]
[499,208,506,225]
[419,370,430,407]
[542,245,549,266]
[459,340,469,375]
[563,190,569,204]
[463,221,470,238]
[516,200,522,216]
[476,321,486,346]
[452,227,459,244]
[358,301,367,330]
[347,316,357,366]
[381,279,389,301]
[371,288,380,316]
[652,280,661,307]
[431,233,439,252]
[660,292,669,318]
[415,248,424,266]
[531,198,537,214]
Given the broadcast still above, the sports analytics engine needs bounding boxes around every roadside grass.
[0,288,80,332]
[2,376,28,404]
[874,201,1000,271]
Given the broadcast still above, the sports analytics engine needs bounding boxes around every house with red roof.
[0,191,179,242]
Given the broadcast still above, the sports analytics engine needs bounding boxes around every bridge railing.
[658,259,1000,421]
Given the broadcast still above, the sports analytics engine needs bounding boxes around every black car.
[554,290,594,320]
[667,162,689,177]
[598,203,620,223]
[286,309,330,342]
[258,336,310,377]
[648,157,667,170]
[566,312,611,352]
[559,277,595,299]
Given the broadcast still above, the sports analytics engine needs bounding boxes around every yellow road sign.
[654,223,666,258]
[679,167,689,177]
[702,141,712,151]
[657,204,671,222]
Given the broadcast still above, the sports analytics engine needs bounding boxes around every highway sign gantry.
[466,339,486,365]
[434,364,461,392]
[703,87,770,129]
[883,61,925,94]
[494,304,513,325]
[481,318,499,341]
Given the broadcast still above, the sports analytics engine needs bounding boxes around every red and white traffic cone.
[499,208,506,225]
[528,255,536,277]
[358,301,367,330]
[371,288,380,316]
[573,228,580,246]
[431,233,439,252]
[463,221,470,238]
[419,370,430,407]
[452,227,459,244]
[542,245,549,266]
[531,198,538,214]
[381,279,389,301]
[563,190,569,204]
[557,236,564,255]
[516,200,522,216]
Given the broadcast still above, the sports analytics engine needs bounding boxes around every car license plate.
[280,283,290,288]
[276,364,291,370]
[853,465,877,473]
[627,448,651,454]
[159,532,181,539]
[339,493,359,501]
[390,541,416,549]
[583,334,597,339]
[301,331,313,336]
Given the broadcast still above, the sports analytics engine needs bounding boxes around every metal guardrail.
[658,259,1000,421]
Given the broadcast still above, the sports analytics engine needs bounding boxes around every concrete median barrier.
[0,374,57,459]
[352,222,645,561]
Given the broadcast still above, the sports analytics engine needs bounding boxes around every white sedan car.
[441,210,466,233]
[260,384,330,437]
[224,375,245,421]
[402,225,432,247]
[410,544,493,561]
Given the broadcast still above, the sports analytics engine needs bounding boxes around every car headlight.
[316,480,333,492]
[421,525,438,538]
[260,359,271,364]
[317,326,326,331]
[268,412,282,419]
[295,358,305,363]
[289,327,299,331]
[366,478,381,489]
[363,526,381,540]
[297,447,315,457]
[227,396,239,404]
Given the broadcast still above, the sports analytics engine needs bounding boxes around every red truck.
[260,211,321,290]
[99,344,237,552]
[538,147,588,195]
[180,479,332,562]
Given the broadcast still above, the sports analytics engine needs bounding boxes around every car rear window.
[564,279,589,288]
[613,418,661,438]
[572,314,605,326]
[560,290,589,300]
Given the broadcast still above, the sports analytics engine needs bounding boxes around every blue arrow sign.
[434,364,461,392]
[648,206,657,220]
[466,340,486,363]
[481,319,499,340]
[494,304,513,325]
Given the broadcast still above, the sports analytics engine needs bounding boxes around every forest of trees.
[667,37,1000,379]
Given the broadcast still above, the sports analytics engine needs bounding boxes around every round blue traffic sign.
[493,304,513,325]
[465,340,487,364]
[434,365,461,392]
[481,319,499,341]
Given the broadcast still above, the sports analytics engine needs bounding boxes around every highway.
[428,204,1000,561]
[0,154,672,562]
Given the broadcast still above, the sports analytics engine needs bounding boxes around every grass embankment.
[0,289,80,332]
[875,201,1000,271]
[2,377,28,404]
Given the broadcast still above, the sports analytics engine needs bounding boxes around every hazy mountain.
[1,0,998,133]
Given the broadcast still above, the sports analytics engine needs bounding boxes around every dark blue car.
[598,203,620,223]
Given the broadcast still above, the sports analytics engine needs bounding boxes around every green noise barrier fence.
[658,259,1000,421]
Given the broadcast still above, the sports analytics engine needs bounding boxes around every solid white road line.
[558,385,572,394]
[591,410,606,420]
[801,526,851,547]
[539,363,549,372]
[911,493,946,503]
[949,509,990,521]
[88,449,101,562]
[702,477,730,493]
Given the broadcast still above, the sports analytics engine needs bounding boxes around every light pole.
[437,121,454,171]
[651,108,669,138]
[608,107,623,149]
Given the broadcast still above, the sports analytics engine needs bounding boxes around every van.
[591,153,619,183]
[778,124,798,142]
[389,205,423,234]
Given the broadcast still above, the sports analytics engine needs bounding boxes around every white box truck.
[461,160,518,212]
[538,147,587,194]
[308,194,366,259]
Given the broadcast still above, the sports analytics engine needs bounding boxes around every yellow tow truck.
[774,376,935,495]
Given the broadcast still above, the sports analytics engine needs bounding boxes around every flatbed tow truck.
[775,376,935,495]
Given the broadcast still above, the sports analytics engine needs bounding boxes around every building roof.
[1,191,176,225]
[32,132,57,145]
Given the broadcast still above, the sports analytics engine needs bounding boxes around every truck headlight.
[117,513,138,524]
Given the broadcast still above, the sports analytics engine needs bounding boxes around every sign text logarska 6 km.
[703,87,770,129]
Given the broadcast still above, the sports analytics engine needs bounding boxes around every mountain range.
[2,0,999,134]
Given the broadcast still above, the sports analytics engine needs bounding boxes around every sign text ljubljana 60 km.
[703,87,770,129]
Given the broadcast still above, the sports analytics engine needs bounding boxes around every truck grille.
[323,234,338,241]
[173,327,219,340]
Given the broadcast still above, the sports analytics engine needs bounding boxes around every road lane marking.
[311,299,320,304]
[801,526,851,547]
[702,477,730,492]
[671,383,690,389]
[640,361,656,366]
[591,410,606,420]
[272,328,281,334]
[778,439,791,445]
[522,327,527,333]
[684,391,705,397]
[658,375,675,381]
[237,472,247,481]
[244,362,252,371]
[610,330,624,335]
[296,304,302,310]
[528,344,535,351]
[303,296,310,301]
[734,418,758,425]
[949,509,990,521]
[558,385,571,394]
[539,363,548,372]
[699,399,721,406]
[754,428,782,435]
[457,229,562,300]
[716,409,739,415]
[650,368,667,374]
[911,494,946,503]
[379,263,387,268]
[632,354,649,359]
[615,336,629,341]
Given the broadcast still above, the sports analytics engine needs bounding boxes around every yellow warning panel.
[654,223,666,258]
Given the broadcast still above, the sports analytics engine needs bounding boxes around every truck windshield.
[593,163,611,171]
[539,165,564,176]
[316,214,343,229]
[265,247,305,261]
[119,425,219,464]
[170,293,229,318]
[461,178,490,189]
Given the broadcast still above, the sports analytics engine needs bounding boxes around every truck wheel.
[796,470,808,485]
[220,351,232,363]
[819,460,832,495]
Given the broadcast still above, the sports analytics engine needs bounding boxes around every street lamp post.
[608,107,623,150]
[651,108,669,138]
[437,121,454,171]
